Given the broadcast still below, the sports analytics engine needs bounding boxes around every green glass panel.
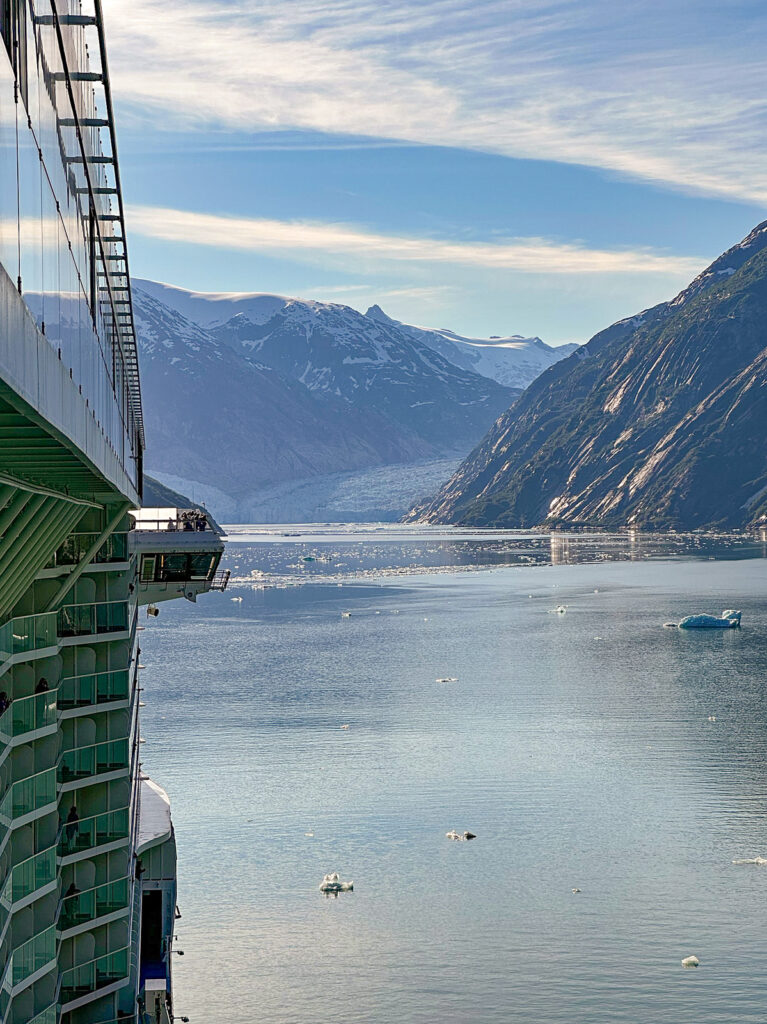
[11,925,55,985]
[58,807,130,856]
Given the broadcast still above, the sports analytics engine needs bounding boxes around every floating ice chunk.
[678,610,741,629]
[571,888,581,894]
[436,677,458,683]
[549,605,567,615]
[681,955,700,968]
[732,856,767,865]
[319,872,353,892]
[707,715,716,722]
[341,611,351,618]
[446,830,477,841]
[340,724,350,730]
[305,832,314,837]
[231,596,243,603]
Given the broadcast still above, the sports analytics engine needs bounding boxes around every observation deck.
[130,508,229,604]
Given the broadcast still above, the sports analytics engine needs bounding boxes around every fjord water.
[139,528,767,1023]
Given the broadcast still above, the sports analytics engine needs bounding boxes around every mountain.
[133,282,521,520]
[365,304,577,389]
[409,222,767,531]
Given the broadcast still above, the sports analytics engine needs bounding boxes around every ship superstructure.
[0,3,225,1022]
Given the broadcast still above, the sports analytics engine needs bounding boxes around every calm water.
[139,527,767,1023]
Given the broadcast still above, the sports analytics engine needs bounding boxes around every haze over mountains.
[134,281,573,521]
[410,222,767,531]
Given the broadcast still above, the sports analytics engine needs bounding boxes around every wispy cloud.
[106,0,767,205]
[127,204,703,277]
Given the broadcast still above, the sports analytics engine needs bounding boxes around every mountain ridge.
[408,221,767,531]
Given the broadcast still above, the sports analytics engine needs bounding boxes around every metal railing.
[50,532,129,567]
[0,690,57,741]
[0,846,56,907]
[59,875,130,931]
[58,738,129,784]
[133,510,212,533]
[57,600,129,638]
[58,669,130,710]
[10,925,56,986]
[209,569,231,592]
[60,945,130,1004]
[0,769,56,825]
[57,807,130,857]
[0,613,57,662]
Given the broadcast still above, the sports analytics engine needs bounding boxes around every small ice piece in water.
[707,715,716,722]
[732,856,767,865]
[678,609,741,629]
[319,872,353,893]
[681,955,700,968]
[340,724,350,730]
[305,832,314,837]
[231,596,243,603]
[549,605,567,615]
[571,888,581,894]
[446,830,477,841]
[436,677,458,683]
[341,611,351,618]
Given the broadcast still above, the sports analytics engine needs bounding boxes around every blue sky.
[105,0,767,343]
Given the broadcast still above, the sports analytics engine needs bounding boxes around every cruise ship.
[0,3,227,1022]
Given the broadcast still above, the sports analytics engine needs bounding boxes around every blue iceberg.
[678,609,741,630]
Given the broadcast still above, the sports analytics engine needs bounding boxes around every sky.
[105,0,767,344]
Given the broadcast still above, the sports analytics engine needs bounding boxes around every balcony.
[58,738,129,785]
[49,532,129,568]
[57,807,130,858]
[0,768,56,826]
[0,846,56,907]
[10,925,56,987]
[60,946,130,1005]
[0,690,57,743]
[59,876,130,931]
[57,601,129,639]
[0,613,57,663]
[28,1004,57,1024]
[58,669,130,712]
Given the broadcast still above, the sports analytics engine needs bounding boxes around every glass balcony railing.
[0,846,56,907]
[57,807,130,857]
[58,738,129,784]
[50,532,129,567]
[57,601,129,639]
[58,669,130,711]
[0,769,56,825]
[60,946,130,1004]
[0,613,57,662]
[11,925,56,986]
[28,1004,57,1024]
[59,875,130,931]
[0,690,57,742]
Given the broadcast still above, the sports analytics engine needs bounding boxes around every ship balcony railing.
[59,875,130,932]
[9,925,56,988]
[209,569,231,592]
[0,613,58,663]
[27,1003,57,1024]
[58,738,129,785]
[57,601,129,639]
[48,532,129,568]
[133,511,213,533]
[58,669,130,711]
[57,807,130,858]
[0,846,56,909]
[0,768,56,826]
[0,691,57,743]
[60,945,130,1005]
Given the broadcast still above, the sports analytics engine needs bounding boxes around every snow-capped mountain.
[364,305,577,389]
[133,282,522,519]
[410,221,767,531]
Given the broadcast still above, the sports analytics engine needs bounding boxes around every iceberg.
[678,609,741,630]
[319,872,353,893]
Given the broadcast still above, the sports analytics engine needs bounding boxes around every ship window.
[140,556,156,583]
